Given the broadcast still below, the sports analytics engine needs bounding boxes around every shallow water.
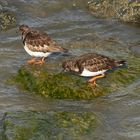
[0,0,140,139]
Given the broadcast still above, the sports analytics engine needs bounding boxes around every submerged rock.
[130,44,140,58]
[0,1,8,10]
[0,1,16,31]
[0,11,16,31]
[88,0,140,24]
[1,111,98,140]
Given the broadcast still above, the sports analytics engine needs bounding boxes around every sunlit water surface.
[0,0,140,139]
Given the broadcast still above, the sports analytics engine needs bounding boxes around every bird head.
[62,61,70,72]
[62,59,78,72]
[19,24,30,34]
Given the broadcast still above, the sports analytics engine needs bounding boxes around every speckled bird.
[19,24,67,65]
[62,53,126,85]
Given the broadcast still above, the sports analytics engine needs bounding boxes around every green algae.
[88,0,140,24]
[9,66,105,99]
[9,56,140,99]
[0,1,16,31]
[1,111,98,140]
[0,11,16,31]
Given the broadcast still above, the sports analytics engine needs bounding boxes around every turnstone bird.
[19,24,67,65]
[62,53,126,86]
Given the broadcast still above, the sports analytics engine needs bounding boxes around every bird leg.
[88,73,105,86]
[27,57,36,64]
[34,57,45,65]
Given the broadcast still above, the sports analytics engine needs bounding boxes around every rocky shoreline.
[88,0,140,24]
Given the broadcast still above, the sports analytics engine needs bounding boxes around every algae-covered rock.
[9,66,106,99]
[0,10,16,31]
[1,111,98,140]
[8,55,140,99]
[88,0,140,24]
[0,1,16,31]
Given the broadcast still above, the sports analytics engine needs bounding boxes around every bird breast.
[24,44,51,57]
[80,68,107,77]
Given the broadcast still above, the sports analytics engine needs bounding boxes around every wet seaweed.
[8,56,140,99]
[2,111,98,140]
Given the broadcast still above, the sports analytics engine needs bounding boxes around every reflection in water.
[0,0,140,139]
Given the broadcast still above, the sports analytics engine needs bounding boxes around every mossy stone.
[1,111,98,140]
[8,56,140,99]
[0,10,16,31]
[88,0,140,24]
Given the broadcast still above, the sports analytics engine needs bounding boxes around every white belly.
[80,68,107,77]
[24,45,51,57]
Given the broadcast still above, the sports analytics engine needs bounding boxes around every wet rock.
[1,111,98,140]
[88,0,140,24]
[0,1,16,31]
[130,44,140,57]
[8,66,105,99]
[0,11,16,31]
[0,1,8,10]
[8,55,140,99]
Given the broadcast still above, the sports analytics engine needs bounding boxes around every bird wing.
[77,53,116,72]
[24,30,66,53]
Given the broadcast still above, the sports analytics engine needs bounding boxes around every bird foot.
[27,58,36,65]
[88,80,98,87]
[87,74,105,87]
[34,59,45,65]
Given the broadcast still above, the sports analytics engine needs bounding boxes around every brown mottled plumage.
[62,53,126,85]
[19,24,67,64]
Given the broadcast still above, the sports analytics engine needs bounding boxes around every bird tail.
[48,45,68,53]
[61,47,68,53]
[55,46,68,53]
[116,60,127,67]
